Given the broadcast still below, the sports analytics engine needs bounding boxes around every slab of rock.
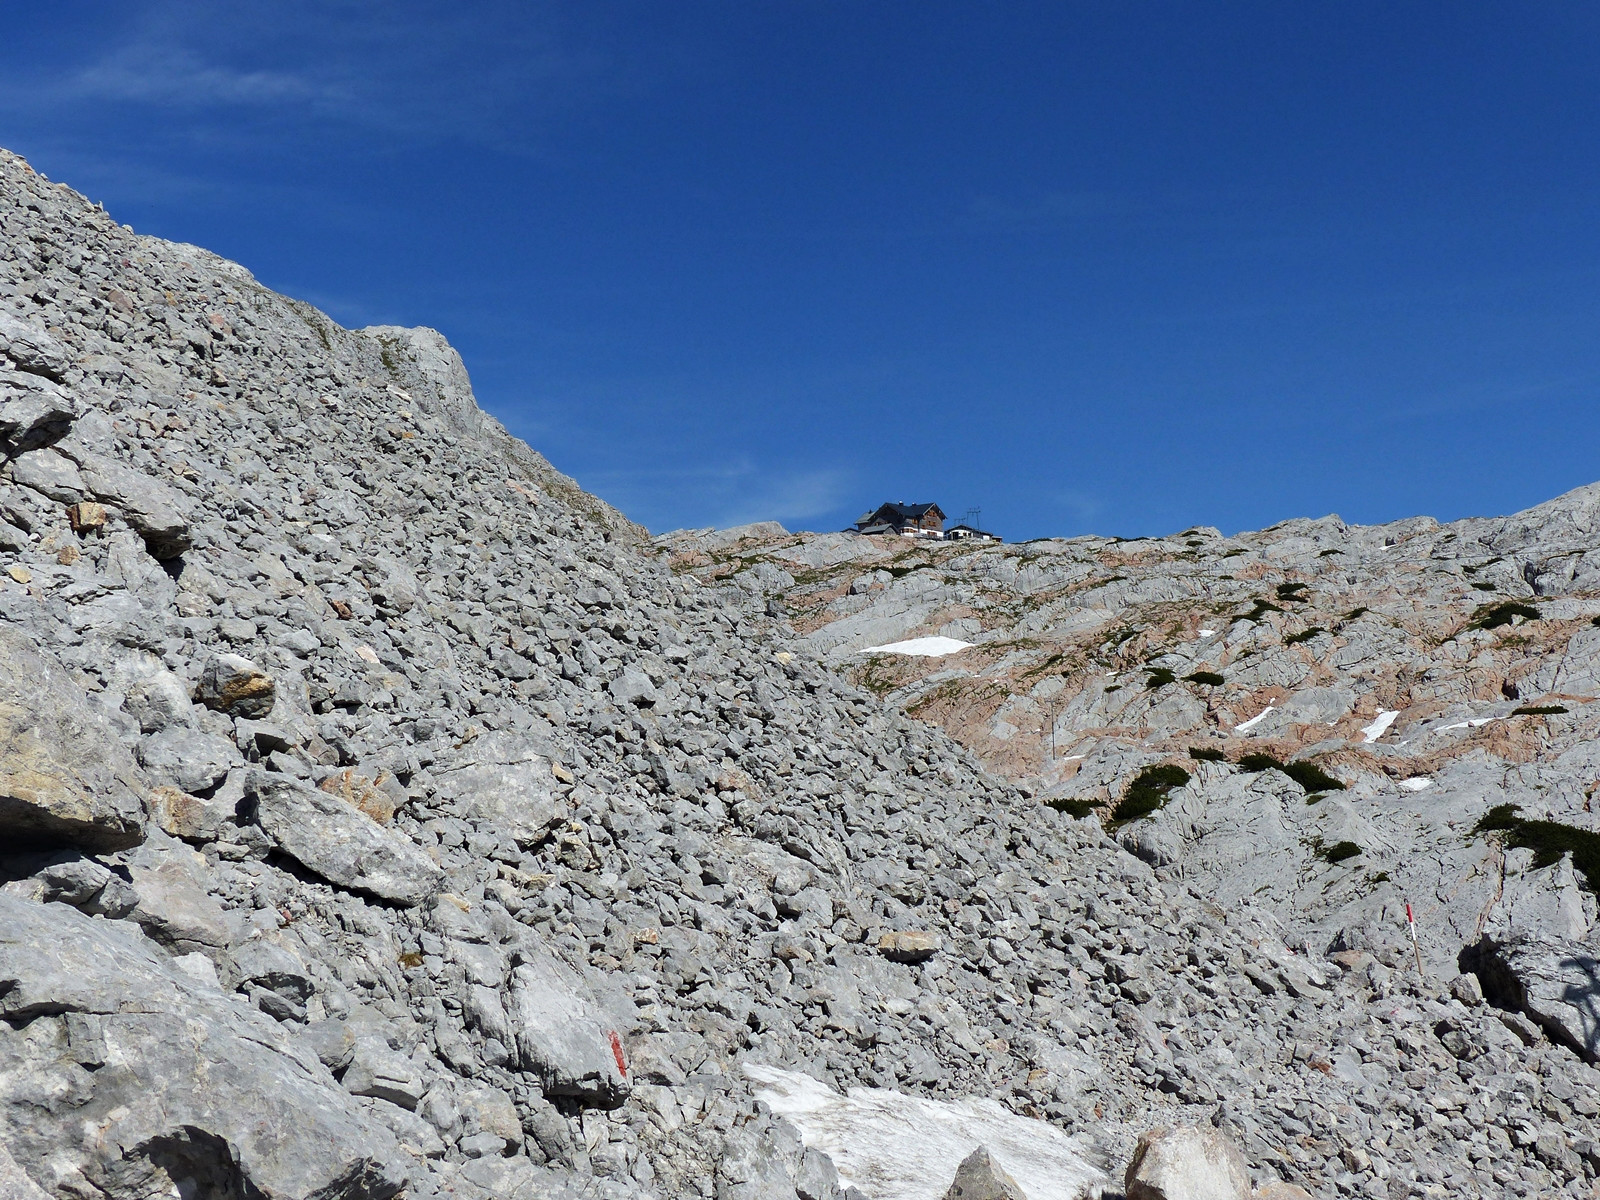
[1464,934,1600,1061]
[943,1146,1029,1200]
[1125,1126,1250,1200]
[509,947,633,1105]
[878,930,942,963]
[196,651,277,718]
[430,731,563,848]
[244,771,442,907]
[0,369,76,455]
[0,892,408,1200]
[0,626,145,850]
[0,311,71,380]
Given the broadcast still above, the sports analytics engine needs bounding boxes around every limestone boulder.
[943,1146,1028,1200]
[244,771,443,907]
[0,369,76,455]
[0,311,71,380]
[430,731,564,848]
[1464,934,1600,1061]
[509,946,633,1105]
[0,893,409,1200]
[1125,1126,1250,1200]
[196,651,277,718]
[0,626,146,851]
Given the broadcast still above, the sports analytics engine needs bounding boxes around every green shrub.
[1319,841,1362,863]
[1512,704,1568,716]
[1111,763,1191,824]
[1591,615,1600,628]
[1343,606,1369,621]
[1275,582,1308,601]
[1282,760,1346,793]
[1471,581,1497,591]
[1047,797,1100,819]
[1285,626,1325,645]
[1188,746,1226,762]
[1184,670,1225,686]
[1475,804,1600,894]
[1318,548,1341,557]
[1238,752,1285,773]
[1237,599,1283,622]
[1472,601,1540,630]
[1145,668,1176,689]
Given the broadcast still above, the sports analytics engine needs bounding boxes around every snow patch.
[1234,705,1276,733]
[744,1064,1104,1200]
[1399,777,1433,791]
[857,636,974,658]
[1198,629,1216,638]
[1360,710,1399,744]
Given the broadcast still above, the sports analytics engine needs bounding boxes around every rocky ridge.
[0,145,1593,1199]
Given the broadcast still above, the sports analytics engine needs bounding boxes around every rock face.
[0,142,1597,1200]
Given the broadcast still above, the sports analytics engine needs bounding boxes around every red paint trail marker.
[609,1030,628,1078]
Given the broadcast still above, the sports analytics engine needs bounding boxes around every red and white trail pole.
[1405,901,1424,980]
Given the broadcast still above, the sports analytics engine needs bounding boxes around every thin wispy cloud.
[580,461,856,534]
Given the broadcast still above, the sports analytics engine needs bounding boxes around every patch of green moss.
[1184,670,1225,686]
[1285,626,1325,645]
[1188,746,1226,762]
[1111,763,1191,825]
[1512,704,1568,716]
[1475,804,1600,894]
[1471,600,1540,630]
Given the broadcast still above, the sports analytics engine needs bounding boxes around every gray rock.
[0,311,71,380]
[137,723,242,794]
[343,1036,426,1109]
[1466,934,1600,1061]
[0,892,408,1200]
[0,626,146,850]
[63,446,192,558]
[509,948,632,1105]
[0,1139,51,1200]
[196,651,277,718]
[0,369,76,455]
[430,731,562,848]
[1125,1126,1250,1200]
[244,772,443,907]
[942,1146,1028,1200]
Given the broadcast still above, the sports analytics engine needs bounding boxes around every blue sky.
[5,3,1600,539]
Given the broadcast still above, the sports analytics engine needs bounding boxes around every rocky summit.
[0,145,1596,1200]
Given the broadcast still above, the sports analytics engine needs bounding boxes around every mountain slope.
[0,145,1593,1199]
